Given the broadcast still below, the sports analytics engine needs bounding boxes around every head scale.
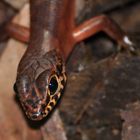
[14,51,66,120]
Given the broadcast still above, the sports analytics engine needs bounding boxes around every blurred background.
[0,0,140,140]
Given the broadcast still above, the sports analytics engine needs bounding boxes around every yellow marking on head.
[63,73,67,82]
[57,92,61,98]
[59,76,64,81]
[46,105,52,112]
[44,72,66,117]
[60,84,64,89]
[49,98,56,105]
[45,109,48,115]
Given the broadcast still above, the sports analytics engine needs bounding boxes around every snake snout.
[21,84,51,120]
[14,74,52,120]
[23,99,43,120]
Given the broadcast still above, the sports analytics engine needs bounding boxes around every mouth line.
[20,93,61,120]
[22,101,50,120]
[26,109,44,120]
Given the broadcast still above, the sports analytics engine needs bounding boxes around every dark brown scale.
[56,64,63,75]
[61,79,66,87]
[31,88,37,97]
[45,94,51,105]
[26,99,37,108]
[49,102,55,107]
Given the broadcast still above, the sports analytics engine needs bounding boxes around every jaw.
[21,96,58,121]
[23,106,48,121]
[21,95,60,121]
[21,99,48,121]
[27,110,44,121]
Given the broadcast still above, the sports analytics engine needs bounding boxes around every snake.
[11,0,134,121]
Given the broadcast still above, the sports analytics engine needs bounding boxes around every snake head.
[14,52,66,121]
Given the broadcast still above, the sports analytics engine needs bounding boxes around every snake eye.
[49,76,58,95]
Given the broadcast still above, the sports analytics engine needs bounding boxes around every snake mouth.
[23,105,47,121]
[21,99,47,121]
[22,95,60,121]
[29,110,43,120]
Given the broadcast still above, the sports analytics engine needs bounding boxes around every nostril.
[31,111,42,120]
[31,113,39,120]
